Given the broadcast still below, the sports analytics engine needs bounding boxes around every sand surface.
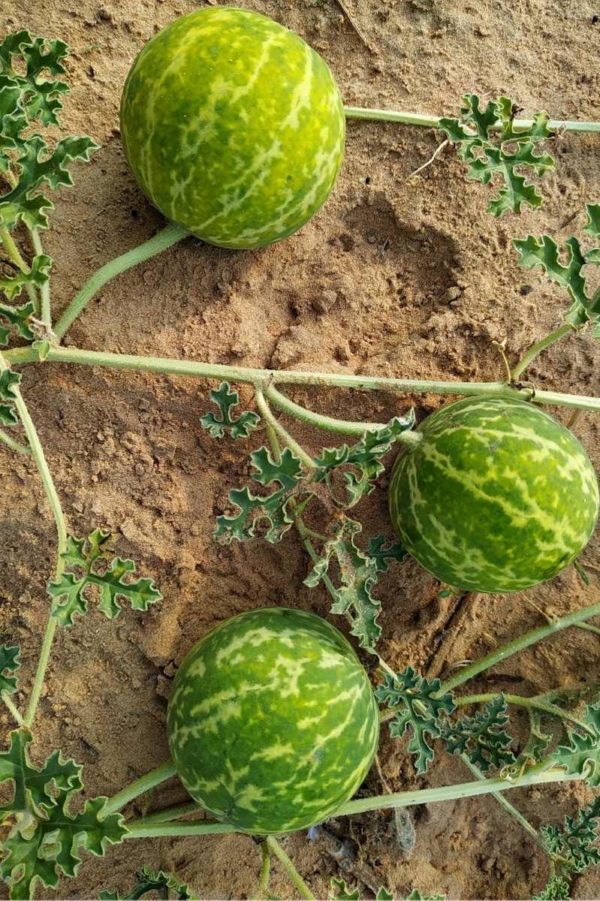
[1,0,599,897]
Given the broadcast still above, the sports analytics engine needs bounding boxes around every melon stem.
[335,764,578,817]
[0,427,30,455]
[254,840,271,900]
[265,383,389,435]
[53,223,190,339]
[31,227,52,331]
[0,691,24,726]
[254,387,316,470]
[103,759,178,816]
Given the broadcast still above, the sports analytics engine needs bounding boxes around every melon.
[389,396,599,592]
[120,7,345,249]
[167,607,379,834]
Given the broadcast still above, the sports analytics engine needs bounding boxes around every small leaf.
[439,94,554,216]
[47,529,162,627]
[376,667,455,774]
[251,446,303,489]
[329,879,360,900]
[367,535,406,573]
[314,414,415,508]
[585,203,600,240]
[439,696,516,772]
[541,796,600,874]
[0,253,51,301]
[1,795,125,899]
[0,134,99,231]
[200,381,260,439]
[514,214,600,330]
[304,517,384,652]
[0,729,82,819]
[0,301,35,345]
[214,447,304,545]
[533,874,571,901]
[100,867,192,900]
[514,234,589,323]
[0,83,27,167]
[0,369,20,427]
[0,31,69,127]
[0,645,19,695]
[552,703,600,786]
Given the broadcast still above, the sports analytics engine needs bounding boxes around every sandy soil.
[1,0,599,898]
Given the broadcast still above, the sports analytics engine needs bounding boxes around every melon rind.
[167,607,379,834]
[389,396,599,592]
[120,7,345,249]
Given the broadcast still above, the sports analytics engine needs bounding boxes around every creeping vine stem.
[4,344,600,412]
[0,353,68,727]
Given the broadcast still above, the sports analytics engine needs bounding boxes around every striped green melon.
[389,396,599,592]
[167,607,379,834]
[120,7,345,249]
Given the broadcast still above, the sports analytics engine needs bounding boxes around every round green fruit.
[120,7,345,249]
[389,396,599,592]
[167,607,379,834]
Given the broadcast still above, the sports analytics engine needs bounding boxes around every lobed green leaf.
[0,134,98,231]
[552,703,600,786]
[0,645,20,695]
[314,413,415,508]
[47,529,162,627]
[533,874,571,901]
[439,696,515,772]
[0,301,35,346]
[439,94,554,216]
[200,381,260,439]
[0,252,51,301]
[330,879,393,900]
[0,729,82,820]
[376,667,455,774]
[514,209,600,330]
[304,517,384,651]
[100,866,192,900]
[214,446,304,544]
[0,728,126,899]
[0,31,69,127]
[1,796,125,899]
[367,535,406,573]
[541,796,600,874]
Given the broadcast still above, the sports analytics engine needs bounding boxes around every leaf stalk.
[103,759,178,816]
[266,836,315,900]
[511,322,576,381]
[438,599,600,695]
